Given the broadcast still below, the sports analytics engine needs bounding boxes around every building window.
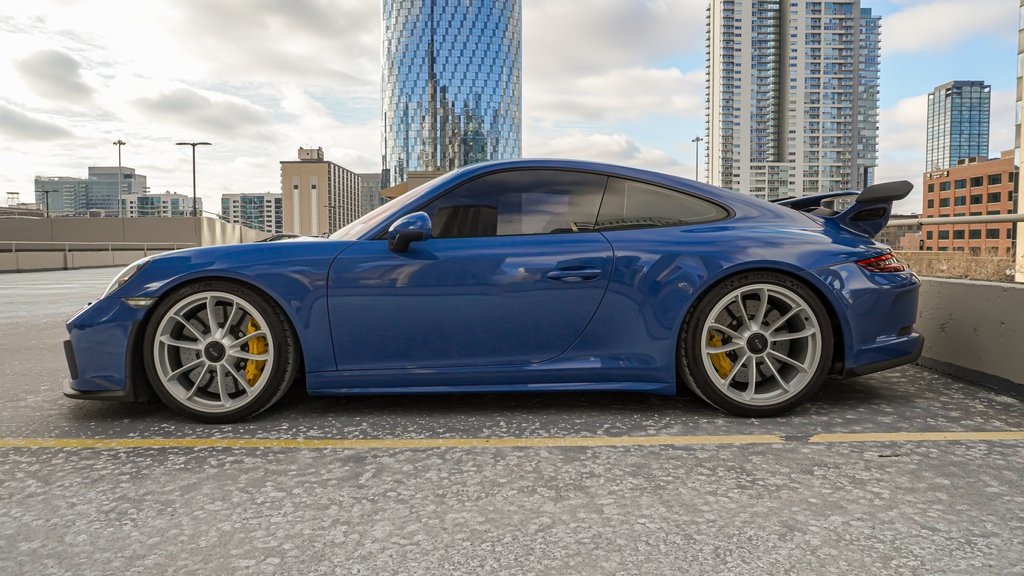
[988,173,1002,185]
[1010,172,1016,183]
[927,183,934,193]
[968,229,982,240]
[954,179,967,190]
[953,230,965,240]
[939,181,951,192]
[970,176,984,187]
[939,198,951,208]
[986,228,1000,240]
[938,230,950,240]
[954,196,966,206]
[927,199,934,209]
[987,192,1001,203]
[969,194,983,205]
[926,231,933,240]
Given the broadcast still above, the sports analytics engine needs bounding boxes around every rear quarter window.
[596,178,729,231]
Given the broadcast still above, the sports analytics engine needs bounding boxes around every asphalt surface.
[1,267,1023,575]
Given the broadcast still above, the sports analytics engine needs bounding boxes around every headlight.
[102,256,153,298]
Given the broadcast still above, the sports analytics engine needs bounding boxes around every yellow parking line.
[0,431,1021,450]
[809,431,1024,443]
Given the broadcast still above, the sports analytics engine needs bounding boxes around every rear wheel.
[680,271,833,417]
[142,281,299,423]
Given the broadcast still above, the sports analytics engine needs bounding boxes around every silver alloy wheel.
[699,283,822,407]
[152,291,274,414]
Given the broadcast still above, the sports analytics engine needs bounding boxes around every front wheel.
[142,281,300,423]
[679,272,833,417]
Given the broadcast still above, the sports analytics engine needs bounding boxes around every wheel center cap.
[746,333,769,355]
[203,341,227,363]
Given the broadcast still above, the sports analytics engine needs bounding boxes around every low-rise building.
[221,192,283,234]
[921,150,1018,256]
[121,192,199,218]
[878,215,922,251]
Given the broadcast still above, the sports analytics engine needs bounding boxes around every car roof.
[449,158,792,216]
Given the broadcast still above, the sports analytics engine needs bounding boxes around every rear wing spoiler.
[772,181,913,238]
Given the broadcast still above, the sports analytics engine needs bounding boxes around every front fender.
[115,241,353,374]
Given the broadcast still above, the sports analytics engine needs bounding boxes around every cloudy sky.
[0,0,1018,215]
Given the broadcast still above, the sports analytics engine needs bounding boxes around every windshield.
[329,169,467,240]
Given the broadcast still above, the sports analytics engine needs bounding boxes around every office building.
[34,167,148,216]
[281,147,361,236]
[221,192,283,234]
[382,0,522,187]
[925,81,991,171]
[357,172,384,216]
[922,150,1016,256]
[706,0,880,200]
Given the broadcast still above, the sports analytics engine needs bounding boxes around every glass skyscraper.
[382,0,522,187]
[925,81,991,171]
[706,0,880,199]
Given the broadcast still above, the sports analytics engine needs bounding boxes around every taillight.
[855,252,906,273]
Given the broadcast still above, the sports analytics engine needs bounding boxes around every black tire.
[679,271,833,417]
[142,280,300,423]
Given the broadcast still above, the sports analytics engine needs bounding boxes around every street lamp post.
[113,139,125,217]
[691,136,703,182]
[41,189,56,219]
[176,142,212,217]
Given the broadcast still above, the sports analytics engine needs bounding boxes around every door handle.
[546,268,603,282]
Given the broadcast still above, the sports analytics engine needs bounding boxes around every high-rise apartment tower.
[382,0,522,187]
[706,0,880,200]
[925,81,990,171]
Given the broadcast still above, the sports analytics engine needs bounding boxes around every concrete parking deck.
[1,268,1022,575]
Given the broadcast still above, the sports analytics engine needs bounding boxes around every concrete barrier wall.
[917,277,1024,391]
[0,216,268,247]
[0,217,269,272]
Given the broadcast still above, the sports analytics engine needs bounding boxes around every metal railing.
[886,213,1024,226]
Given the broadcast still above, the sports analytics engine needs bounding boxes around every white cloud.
[524,0,705,76]
[0,102,75,141]
[883,0,1016,54]
[13,49,96,105]
[130,87,275,138]
[526,67,705,123]
[526,131,689,176]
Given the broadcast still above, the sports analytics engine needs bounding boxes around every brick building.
[921,150,1017,256]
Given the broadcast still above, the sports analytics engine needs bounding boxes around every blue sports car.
[63,159,922,423]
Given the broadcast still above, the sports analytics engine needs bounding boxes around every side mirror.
[387,211,432,253]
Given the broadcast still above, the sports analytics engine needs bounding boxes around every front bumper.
[63,299,154,403]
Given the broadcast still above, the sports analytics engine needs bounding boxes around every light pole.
[176,142,212,217]
[41,189,56,219]
[113,139,125,217]
[691,136,703,182]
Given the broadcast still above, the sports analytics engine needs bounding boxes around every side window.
[596,178,729,231]
[421,170,607,238]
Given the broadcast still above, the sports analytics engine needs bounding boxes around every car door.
[327,169,615,371]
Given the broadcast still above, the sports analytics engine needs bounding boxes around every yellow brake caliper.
[707,331,734,379]
[244,318,268,386]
